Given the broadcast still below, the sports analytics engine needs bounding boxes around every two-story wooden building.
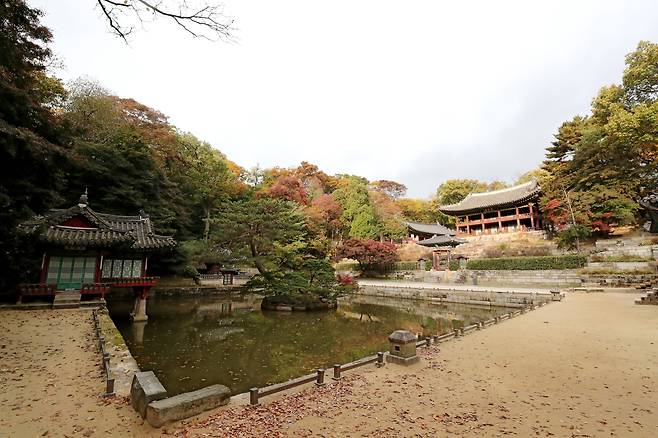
[18,192,176,320]
[439,180,542,236]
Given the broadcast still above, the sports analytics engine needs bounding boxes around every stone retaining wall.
[586,261,654,271]
[97,308,140,396]
[355,285,551,308]
[379,269,583,288]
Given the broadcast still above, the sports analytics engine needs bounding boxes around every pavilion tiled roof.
[417,235,465,247]
[20,199,176,250]
[406,221,456,236]
[439,180,541,215]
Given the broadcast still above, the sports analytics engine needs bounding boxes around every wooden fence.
[91,309,115,397]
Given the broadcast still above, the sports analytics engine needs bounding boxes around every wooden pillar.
[515,206,520,229]
[40,254,50,284]
[95,254,103,283]
[497,210,502,232]
[529,203,535,229]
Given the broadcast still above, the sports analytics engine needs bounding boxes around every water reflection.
[107,293,512,396]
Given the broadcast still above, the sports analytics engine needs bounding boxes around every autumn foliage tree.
[335,238,398,272]
[370,180,407,199]
[541,41,658,234]
[258,175,309,205]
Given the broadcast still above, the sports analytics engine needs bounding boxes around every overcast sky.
[33,0,658,197]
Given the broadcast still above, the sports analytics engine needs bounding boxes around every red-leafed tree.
[307,194,343,239]
[258,175,308,205]
[335,238,398,272]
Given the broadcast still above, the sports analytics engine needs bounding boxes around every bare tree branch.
[95,0,235,42]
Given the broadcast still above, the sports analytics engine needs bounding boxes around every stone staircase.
[636,289,658,305]
[52,291,82,309]
[635,276,658,290]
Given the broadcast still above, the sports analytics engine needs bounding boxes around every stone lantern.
[386,330,420,365]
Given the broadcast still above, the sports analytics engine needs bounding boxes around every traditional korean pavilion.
[18,191,176,320]
[439,180,542,236]
[406,221,458,243]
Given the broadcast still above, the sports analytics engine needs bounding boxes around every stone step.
[52,302,81,309]
[53,292,81,308]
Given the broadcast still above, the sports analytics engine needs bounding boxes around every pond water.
[107,293,512,396]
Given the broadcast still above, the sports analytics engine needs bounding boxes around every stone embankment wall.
[587,261,654,271]
[370,268,658,288]
[593,241,658,259]
[380,269,582,288]
[457,270,581,287]
[97,308,140,396]
[356,284,551,308]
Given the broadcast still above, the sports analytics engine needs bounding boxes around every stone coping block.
[385,354,420,366]
[146,384,231,428]
[131,371,167,418]
[388,330,417,344]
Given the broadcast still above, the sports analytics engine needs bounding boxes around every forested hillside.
[1,0,656,295]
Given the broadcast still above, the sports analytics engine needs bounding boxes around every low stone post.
[425,337,431,347]
[453,329,460,337]
[494,316,500,324]
[105,377,115,397]
[316,369,325,386]
[249,388,259,405]
[377,352,385,367]
[333,364,342,380]
[386,330,420,366]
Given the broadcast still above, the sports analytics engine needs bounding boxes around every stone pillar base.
[130,297,148,322]
[385,355,420,366]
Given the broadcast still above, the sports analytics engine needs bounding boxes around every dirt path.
[1,293,656,437]
[176,292,658,437]
[0,309,155,437]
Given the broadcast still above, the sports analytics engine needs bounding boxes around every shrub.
[483,246,504,258]
[336,273,355,285]
[335,238,398,273]
[334,260,361,272]
[393,261,419,271]
[556,225,591,249]
[180,265,201,285]
[466,255,587,270]
[520,245,551,257]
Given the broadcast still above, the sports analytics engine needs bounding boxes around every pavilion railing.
[18,283,57,296]
[102,276,160,288]
[81,283,112,296]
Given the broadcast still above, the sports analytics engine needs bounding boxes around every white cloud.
[33,0,658,197]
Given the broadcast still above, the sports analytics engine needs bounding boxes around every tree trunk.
[249,238,269,276]
[203,208,211,242]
